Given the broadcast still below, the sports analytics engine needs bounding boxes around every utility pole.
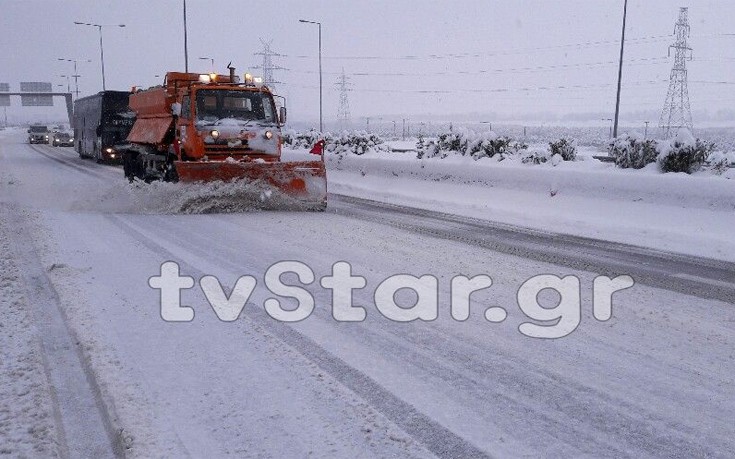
[644,121,650,139]
[659,7,694,138]
[613,0,628,139]
[402,119,406,140]
[253,39,287,92]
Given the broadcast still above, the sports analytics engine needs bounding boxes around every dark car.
[52,132,74,147]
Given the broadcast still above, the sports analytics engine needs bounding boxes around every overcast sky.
[1,0,734,127]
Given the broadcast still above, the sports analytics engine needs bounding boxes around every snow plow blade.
[174,160,327,206]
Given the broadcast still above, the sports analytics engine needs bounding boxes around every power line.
[296,79,670,95]
[289,32,734,62]
[291,35,674,61]
[291,56,670,78]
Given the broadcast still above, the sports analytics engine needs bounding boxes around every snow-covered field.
[284,141,735,262]
[1,128,734,457]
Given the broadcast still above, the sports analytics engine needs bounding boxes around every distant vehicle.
[72,90,135,163]
[52,132,74,147]
[27,125,50,144]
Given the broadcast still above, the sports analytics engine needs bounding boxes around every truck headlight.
[105,147,114,153]
[264,130,273,140]
[210,129,220,139]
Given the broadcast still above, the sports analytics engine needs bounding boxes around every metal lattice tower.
[659,7,693,138]
[335,68,352,131]
[252,39,287,92]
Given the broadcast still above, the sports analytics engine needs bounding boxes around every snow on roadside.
[283,147,735,261]
[0,204,59,457]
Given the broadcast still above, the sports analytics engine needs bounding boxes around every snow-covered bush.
[707,151,734,175]
[520,149,550,164]
[283,130,389,156]
[469,134,528,160]
[657,130,714,174]
[608,134,658,169]
[548,138,577,161]
[417,129,527,160]
[282,129,324,149]
[324,131,390,156]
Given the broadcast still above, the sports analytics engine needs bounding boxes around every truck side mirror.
[279,106,287,124]
[171,102,182,117]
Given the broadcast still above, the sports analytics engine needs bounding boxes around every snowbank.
[284,147,735,261]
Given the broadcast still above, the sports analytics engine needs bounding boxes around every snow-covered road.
[1,131,734,458]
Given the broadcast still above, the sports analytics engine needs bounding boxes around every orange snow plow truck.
[121,68,327,208]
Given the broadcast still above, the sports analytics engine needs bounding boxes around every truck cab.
[177,79,282,162]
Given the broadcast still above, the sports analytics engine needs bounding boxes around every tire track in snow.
[27,144,112,181]
[6,205,124,458]
[108,214,491,459]
[141,213,729,458]
[328,194,735,304]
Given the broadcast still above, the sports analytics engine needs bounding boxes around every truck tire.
[122,152,137,182]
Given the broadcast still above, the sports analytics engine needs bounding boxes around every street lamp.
[59,75,71,93]
[199,57,215,72]
[58,58,90,99]
[299,19,322,132]
[74,22,126,91]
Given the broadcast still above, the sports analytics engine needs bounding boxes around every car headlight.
[105,147,114,153]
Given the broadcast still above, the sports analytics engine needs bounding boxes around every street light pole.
[58,58,90,99]
[74,22,125,91]
[60,75,71,93]
[613,0,628,139]
[183,0,189,72]
[299,19,323,132]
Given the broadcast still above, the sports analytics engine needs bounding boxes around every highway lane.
[3,135,733,457]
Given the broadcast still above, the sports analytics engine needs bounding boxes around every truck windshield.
[30,126,48,133]
[195,90,276,125]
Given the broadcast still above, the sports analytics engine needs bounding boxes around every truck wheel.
[122,152,137,182]
[162,164,178,182]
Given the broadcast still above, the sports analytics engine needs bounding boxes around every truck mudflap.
[174,159,328,206]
